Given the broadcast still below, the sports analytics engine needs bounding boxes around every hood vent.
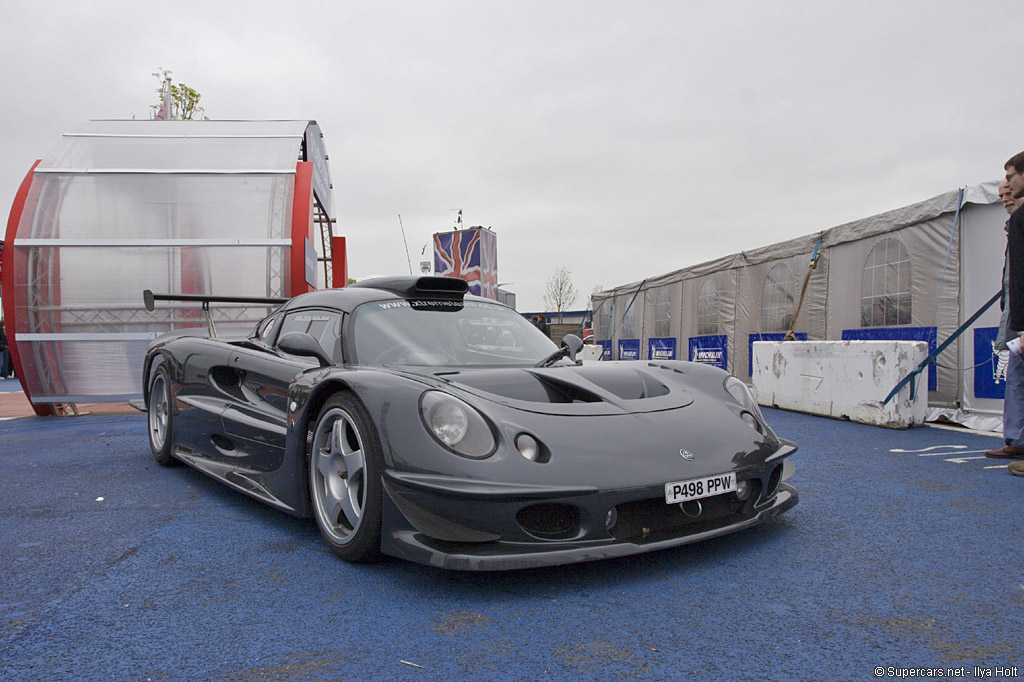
[445,366,670,404]
[532,374,603,403]
[446,370,602,404]
[565,366,670,400]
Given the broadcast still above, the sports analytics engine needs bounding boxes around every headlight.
[724,375,766,423]
[419,391,496,458]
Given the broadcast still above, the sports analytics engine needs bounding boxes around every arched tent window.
[761,263,796,332]
[861,238,912,327]
[697,280,718,335]
[654,289,671,337]
[621,302,637,338]
[595,299,610,338]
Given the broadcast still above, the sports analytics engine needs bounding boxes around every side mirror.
[277,332,332,367]
[560,334,584,364]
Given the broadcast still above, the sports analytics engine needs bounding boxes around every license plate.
[664,473,736,504]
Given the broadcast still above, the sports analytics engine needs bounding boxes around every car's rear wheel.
[147,365,179,466]
[308,392,383,562]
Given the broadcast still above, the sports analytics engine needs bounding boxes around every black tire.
[308,392,383,562]
[147,365,179,467]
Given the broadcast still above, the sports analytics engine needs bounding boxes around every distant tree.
[150,68,206,120]
[544,266,579,323]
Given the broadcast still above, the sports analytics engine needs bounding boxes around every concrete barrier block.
[751,340,929,428]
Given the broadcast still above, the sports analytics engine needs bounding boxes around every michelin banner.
[648,337,677,361]
[618,339,640,361]
[689,335,728,371]
[974,327,1008,399]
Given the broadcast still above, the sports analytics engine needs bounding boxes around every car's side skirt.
[173,447,297,514]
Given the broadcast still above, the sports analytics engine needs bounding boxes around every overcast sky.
[1,0,1020,312]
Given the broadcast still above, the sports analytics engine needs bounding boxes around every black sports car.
[142,276,797,570]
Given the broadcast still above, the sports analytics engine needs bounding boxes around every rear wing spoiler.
[143,289,288,337]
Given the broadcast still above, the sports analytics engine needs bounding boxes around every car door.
[221,308,343,470]
[172,336,238,459]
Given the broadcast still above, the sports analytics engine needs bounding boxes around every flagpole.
[155,76,172,120]
[398,214,413,275]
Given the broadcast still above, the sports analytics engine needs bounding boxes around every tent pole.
[784,235,822,341]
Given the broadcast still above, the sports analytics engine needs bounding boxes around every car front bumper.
[379,471,798,571]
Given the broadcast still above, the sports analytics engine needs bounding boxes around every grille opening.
[741,479,762,511]
[765,463,783,500]
[516,504,581,540]
[609,491,756,544]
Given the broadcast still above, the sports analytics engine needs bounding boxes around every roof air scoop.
[350,276,468,300]
[416,276,468,295]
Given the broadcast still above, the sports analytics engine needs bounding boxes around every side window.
[861,238,912,327]
[276,310,344,363]
[253,313,280,344]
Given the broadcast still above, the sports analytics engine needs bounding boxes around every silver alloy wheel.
[310,407,367,544]
[149,372,169,452]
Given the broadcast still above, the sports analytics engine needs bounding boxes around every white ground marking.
[916,449,989,457]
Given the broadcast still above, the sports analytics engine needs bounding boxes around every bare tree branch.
[544,266,579,323]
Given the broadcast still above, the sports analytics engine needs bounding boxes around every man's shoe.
[983,445,1024,459]
[1008,460,1024,476]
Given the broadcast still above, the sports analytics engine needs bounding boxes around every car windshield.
[352,299,559,366]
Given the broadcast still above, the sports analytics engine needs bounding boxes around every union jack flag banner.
[433,227,498,299]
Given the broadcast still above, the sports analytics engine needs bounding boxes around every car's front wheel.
[308,392,383,562]
[147,365,179,466]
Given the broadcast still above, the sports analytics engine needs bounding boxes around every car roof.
[280,276,502,315]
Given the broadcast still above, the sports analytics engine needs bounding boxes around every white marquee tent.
[592,182,1007,431]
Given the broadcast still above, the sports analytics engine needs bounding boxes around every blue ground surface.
[0,376,23,393]
[1,408,1022,681]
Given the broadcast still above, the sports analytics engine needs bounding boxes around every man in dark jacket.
[0,320,10,379]
[993,152,1024,474]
